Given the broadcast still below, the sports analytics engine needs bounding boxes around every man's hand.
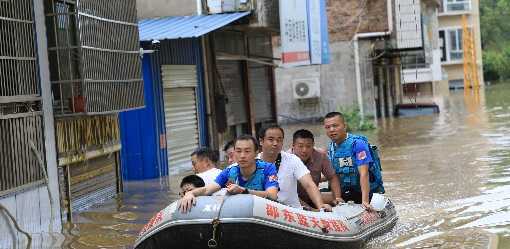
[362,201,374,212]
[226,183,245,195]
[331,197,345,206]
[179,192,197,213]
[318,203,333,212]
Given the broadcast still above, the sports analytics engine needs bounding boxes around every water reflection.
[61,84,510,248]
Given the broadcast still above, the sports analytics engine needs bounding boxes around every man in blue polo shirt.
[324,112,384,211]
[179,135,279,213]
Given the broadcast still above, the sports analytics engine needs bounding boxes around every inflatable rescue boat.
[134,194,397,249]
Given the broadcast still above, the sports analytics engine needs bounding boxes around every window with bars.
[44,0,143,115]
[0,0,46,196]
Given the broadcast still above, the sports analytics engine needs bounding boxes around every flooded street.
[61,83,510,248]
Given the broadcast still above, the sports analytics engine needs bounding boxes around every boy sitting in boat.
[179,135,279,213]
[179,175,205,197]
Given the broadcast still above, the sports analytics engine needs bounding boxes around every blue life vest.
[227,160,267,191]
[328,134,385,194]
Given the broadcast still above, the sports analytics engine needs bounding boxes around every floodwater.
[56,83,510,248]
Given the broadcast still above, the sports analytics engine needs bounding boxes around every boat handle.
[207,238,218,248]
[208,218,220,248]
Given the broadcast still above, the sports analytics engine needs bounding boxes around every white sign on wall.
[280,0,330,67]
[279,0,311,67]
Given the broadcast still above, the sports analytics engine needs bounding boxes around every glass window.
[444,0,471,12]
[448,29,463,61]
[439,28,465,62]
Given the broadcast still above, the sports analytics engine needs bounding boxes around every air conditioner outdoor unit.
[207,0,252,14]
[292,78,320,99]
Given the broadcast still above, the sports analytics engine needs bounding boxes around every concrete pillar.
[385,66,394,117]
[394,58,403,105]
[34,0,62,230]
[378,66,386,119]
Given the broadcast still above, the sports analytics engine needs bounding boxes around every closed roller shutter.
[65,155,118,212]
[216,60,247,126]
[248,62,274,122]
[162,65,199,174]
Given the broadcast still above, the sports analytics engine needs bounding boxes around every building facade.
[399,0,484,109]
[120,0,279,177]
[275,0,454,121]
[275,0,400,122]
[399,0,444,105]
[438,0,483,89]
[1,0,144,247]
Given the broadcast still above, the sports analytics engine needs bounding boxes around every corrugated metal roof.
[139,12,251,41]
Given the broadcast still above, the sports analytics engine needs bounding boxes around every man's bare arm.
[358,165,372,210]
[248,187,278,200]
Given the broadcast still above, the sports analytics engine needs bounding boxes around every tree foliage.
[480,0,510,81]
[337,106,376,132]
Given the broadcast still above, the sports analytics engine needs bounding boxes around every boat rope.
[29,140,55,234]
[207,196,229,248]
[0,203,32,249]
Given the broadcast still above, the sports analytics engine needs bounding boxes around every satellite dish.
[295,82,310,97]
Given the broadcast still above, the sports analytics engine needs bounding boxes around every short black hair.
[210,150,219,164]
[223,140,235,152]
[190,147,215,161]
[258,124,285,140]
[324,112,345,122]
[234,134,259,151]
[292,129,315,143]
[180,175,205,188]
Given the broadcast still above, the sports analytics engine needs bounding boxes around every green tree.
[480,0,510,81]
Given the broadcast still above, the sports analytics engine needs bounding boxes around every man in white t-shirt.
[190,147,222,185]
[258,125,332,211]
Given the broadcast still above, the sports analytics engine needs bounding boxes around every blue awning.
[139,12,251,41]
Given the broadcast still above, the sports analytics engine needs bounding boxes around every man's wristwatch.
[242,188,249,194]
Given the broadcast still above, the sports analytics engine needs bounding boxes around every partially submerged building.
[275,0,444,121]
[119,0,280,177]
[1,0,144,247]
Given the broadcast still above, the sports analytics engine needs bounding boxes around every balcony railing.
[446,2,470,12]
[449,51,463,61]
[402,68,433,83]
[440,1,471,13]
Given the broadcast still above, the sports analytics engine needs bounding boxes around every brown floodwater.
[53,83,510,248]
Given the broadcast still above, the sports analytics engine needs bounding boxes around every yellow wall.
[438,0,484,85]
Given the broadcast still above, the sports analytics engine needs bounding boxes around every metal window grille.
[0,0,46,195]
[0,0,39,100]
[44,0,144,115]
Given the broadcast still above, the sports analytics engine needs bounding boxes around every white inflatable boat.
[134,194,397,249]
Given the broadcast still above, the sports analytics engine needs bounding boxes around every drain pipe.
[353,0,394,122]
